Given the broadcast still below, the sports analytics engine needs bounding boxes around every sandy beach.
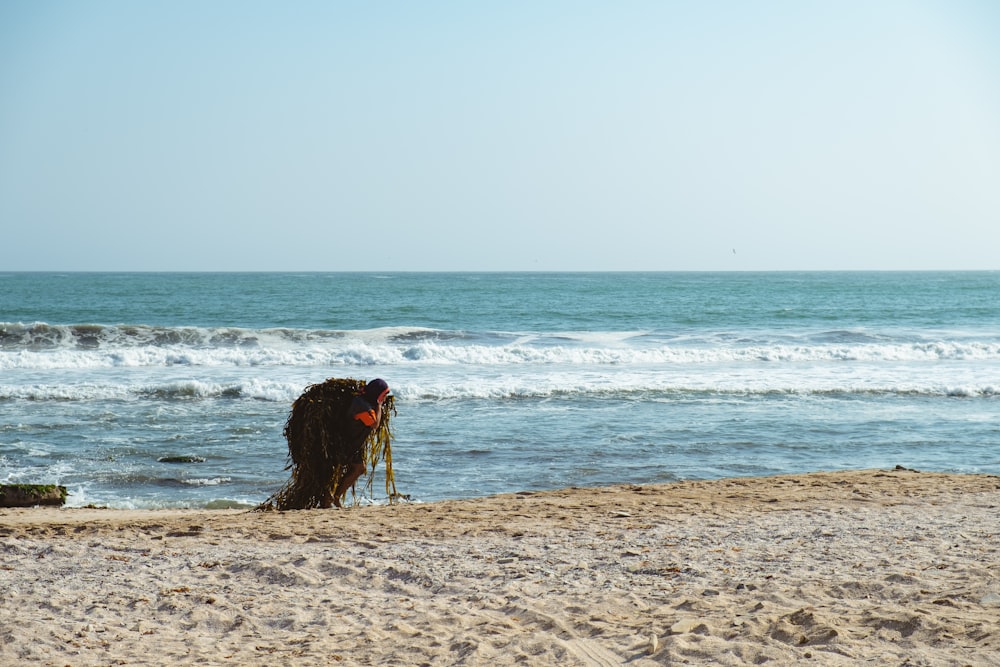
[2,467,998,666]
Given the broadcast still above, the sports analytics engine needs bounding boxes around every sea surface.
[1,272,998,509]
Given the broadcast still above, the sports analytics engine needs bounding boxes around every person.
[323,378,391,508]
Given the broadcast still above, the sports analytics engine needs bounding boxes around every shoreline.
[2,468,999,665]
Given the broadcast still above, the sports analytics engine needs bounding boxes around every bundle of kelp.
[256,378,397,511]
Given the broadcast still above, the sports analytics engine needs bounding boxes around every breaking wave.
[2,322,999,371]
[2,378,997,403]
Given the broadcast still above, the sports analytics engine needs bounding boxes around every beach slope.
[2,468,998,666]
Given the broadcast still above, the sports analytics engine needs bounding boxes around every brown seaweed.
[256,378,397,511]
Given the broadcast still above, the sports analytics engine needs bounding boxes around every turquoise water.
[2,272,998,508]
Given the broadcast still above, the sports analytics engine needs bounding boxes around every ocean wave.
[0,379,302,402]
[2,337,999,370]
[398,382,1000,400]
[0,323,1000,370]
[1,378,997,402]
[0,322,476,351]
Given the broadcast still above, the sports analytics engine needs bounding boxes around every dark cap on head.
[364,378,390,404]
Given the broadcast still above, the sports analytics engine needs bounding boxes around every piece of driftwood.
[0,484,68,508]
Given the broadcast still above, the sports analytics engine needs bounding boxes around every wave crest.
[3,323,999,372]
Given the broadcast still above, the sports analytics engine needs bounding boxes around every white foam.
[180,477,232,486]
[3,322,1000,402]
[0,378,304,402]
[5,336,1000,371]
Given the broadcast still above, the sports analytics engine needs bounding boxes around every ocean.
[1,271,998,509]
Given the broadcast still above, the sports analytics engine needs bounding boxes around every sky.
[1,1,999,271]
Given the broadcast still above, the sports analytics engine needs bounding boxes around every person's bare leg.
[333,463,366,508]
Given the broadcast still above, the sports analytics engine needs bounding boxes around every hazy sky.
[2,1,998,271]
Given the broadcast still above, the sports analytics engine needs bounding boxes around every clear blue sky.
[1,1,998,271]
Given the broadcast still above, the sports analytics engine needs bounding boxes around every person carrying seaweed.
[256,377,398,511]
[324,378,391,508]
